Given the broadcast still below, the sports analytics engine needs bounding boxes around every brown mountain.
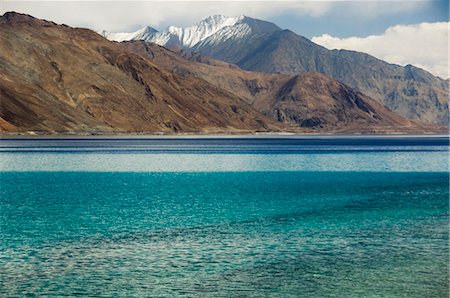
[190,22,449,125]
[0,12,444,134]
[124,41,442,133]
[0,12,281,134]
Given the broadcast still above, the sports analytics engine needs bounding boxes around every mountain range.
[0,12,446,134]
[107,15,449,125]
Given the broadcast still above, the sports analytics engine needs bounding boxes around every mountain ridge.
[124,40,440,133]
[106,15,280,49]
[0,12,283,134]
[0,12,445,134]
[109,15,448,125]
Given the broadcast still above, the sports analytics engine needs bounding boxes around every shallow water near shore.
[0,136,448,296]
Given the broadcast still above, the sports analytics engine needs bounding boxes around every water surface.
[0,136,448,296]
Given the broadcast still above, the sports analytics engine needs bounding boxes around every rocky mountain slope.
[0,12,443,134]
[0,12,280,134]
[113,15,448,125]
[124,41,438,133]
[196,28,449,125]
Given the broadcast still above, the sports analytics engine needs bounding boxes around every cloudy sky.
[1,1,448,78]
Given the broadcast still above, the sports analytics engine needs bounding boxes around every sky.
[1,1,449,78]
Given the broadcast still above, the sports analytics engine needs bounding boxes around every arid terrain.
[0,12,446,134]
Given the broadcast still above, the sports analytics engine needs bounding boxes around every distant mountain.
[107,15,280,49]
[193,28,449,125]
[103,26,158,42]
[125,41,439,133]
[111,15,448,125]
[1,12,441,134]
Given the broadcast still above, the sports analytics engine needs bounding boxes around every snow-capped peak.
[104,15,251,48]
[103,14,280,49]
[148,14,245,48]
[103,26,158,42]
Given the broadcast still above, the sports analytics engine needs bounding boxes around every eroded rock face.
[125,41,443,133]
[0,12,445,134]
[190,27,449,125]
[0,12,281,134]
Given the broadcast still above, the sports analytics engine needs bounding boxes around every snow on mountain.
[193,21,253,48]
[104,14,281,49]
[148,15,245,48]
[103,26,158,42]
[104,15,252,48]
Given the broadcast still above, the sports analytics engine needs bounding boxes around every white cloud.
[312,22,449,79]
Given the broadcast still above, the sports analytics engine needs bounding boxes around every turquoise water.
[0,137,448,296]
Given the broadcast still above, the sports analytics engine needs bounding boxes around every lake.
[0,135,448,296]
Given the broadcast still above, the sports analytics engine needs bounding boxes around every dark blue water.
[0,137,448,296]
[1,135,448,153]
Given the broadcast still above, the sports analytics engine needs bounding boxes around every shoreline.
[1,133,449,140]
